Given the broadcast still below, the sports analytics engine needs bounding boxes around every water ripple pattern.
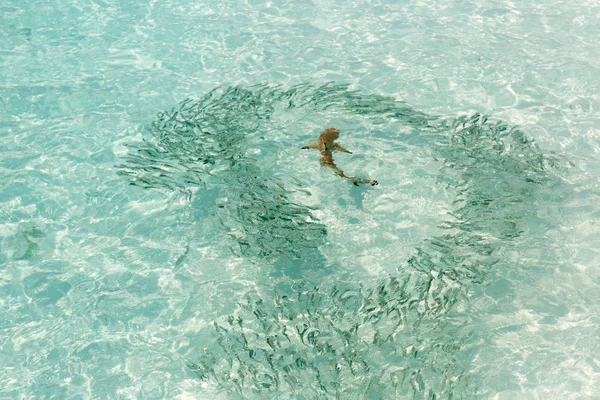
[2,0,599,398]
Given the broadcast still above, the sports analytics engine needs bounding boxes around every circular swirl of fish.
[118,82,572,399]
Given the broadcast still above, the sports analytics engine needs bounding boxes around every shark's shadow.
[118,83,572,398]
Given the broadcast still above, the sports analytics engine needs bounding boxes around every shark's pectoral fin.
[302,142,319,150]
[334,143,352,153]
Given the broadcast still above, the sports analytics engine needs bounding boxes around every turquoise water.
[1,0,599,399]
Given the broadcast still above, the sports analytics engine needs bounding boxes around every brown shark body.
[302,128,378,186]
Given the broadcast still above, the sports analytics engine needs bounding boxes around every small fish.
[302,128,378,186]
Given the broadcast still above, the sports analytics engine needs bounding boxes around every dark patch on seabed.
[118,83,572,398]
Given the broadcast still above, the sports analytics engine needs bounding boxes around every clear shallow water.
[1,1,599,399]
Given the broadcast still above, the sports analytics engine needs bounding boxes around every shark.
[302,128,378,186]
